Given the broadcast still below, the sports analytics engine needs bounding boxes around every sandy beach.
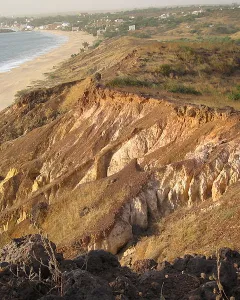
[0,30,95,111]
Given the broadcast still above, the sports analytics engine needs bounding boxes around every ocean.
[0,31,68,73]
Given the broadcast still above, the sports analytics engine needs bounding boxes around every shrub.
[213,25,238,35]
[228,85,240,101]
[168,84,201,95]
[157,64,173,77]
[93,40,103,49]
[211,60,236,76]
[107,77,153,88]
[82,41,90,48]
[15,88,30,99]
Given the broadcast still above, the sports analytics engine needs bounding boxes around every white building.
[62,22,70,27]
[159,13,170,19]
[115,19,124,23]
[129,25,136,31]
[97,29,106,36]
[192,9,203,15]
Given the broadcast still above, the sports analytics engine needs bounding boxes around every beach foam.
[0,31,68,73]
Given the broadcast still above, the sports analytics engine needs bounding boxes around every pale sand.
[0,30,95,111]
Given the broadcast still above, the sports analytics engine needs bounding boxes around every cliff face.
[0,79,240,258]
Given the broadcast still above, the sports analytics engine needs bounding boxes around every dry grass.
[40,160,149,247]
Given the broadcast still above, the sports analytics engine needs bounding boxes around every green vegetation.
[37,34,239,111]
[212,24,239,35]
[106,77,154,88]
[156,64,173,77]
[15,88,31,99]
[92,40,103,49]
[167,84,201,95]
[228,85,240,101]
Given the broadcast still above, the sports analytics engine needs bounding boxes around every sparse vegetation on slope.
[27,36,239,110]
[0,32,240,286]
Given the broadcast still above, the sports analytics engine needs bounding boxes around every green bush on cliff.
[167,84,201,95]
[228,85,240,101]
[106,77,153,88]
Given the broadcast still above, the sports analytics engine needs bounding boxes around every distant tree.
[94,72,102,82]
[82,42,90,48]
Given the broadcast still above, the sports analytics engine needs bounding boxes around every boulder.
[219,248,240,264]
[79,250,120,273]
[219,260,238,293]
[109,275,139,299]
[187,281,218,300]
[132,259,157,274]
[0,235,62,277]
[186,257,216,277]
[62,269,114,300]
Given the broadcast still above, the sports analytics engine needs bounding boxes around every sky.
[0,0,238,16]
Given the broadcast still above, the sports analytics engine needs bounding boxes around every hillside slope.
[0,37,240,262]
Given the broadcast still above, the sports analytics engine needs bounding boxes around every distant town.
[0,4,239,39]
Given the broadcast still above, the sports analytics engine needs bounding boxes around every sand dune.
[0,30,95,111]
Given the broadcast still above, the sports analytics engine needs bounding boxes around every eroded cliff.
[0,77,240,259]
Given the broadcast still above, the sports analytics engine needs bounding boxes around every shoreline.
[0,30,95,111]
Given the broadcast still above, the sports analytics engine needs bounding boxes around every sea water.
[0,31,68,73]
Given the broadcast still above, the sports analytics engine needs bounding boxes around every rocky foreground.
[0,234,240,300]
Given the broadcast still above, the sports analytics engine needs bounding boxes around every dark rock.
[0,234,61,278]
[60,259,79,272]
[80,250,120,273]
[0,262,9,269]
[110,275,139,299]
[1,235,240,300]
[39,296,63,300]
[186,257,216,277]
[139,270,165,298]
[219,248,240,264]
[0,271,48,300]
[157,260,173,272]
[72,256,86,269]
[63,269,114,300]
[219,260,238,292]
[132,259,157,274]
[187,281,218,300]
[172,257,190,272]
[231,286,240,298]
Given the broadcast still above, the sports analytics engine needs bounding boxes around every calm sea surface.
[0,31,68,73]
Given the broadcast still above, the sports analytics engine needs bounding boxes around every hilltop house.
[97,28,106,36]
[192,9,203,15]
[159,13,170,19]
[62,22,70,27]
[46,22,62,30]
[115,19,124,23]
[129,25,136,31]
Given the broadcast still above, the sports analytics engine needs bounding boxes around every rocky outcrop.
[0,235,240,300]
[0,234,62,277]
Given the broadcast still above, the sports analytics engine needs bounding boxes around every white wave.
[0,33,68,73]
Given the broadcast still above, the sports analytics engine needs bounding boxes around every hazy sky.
[0,0,237,16]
